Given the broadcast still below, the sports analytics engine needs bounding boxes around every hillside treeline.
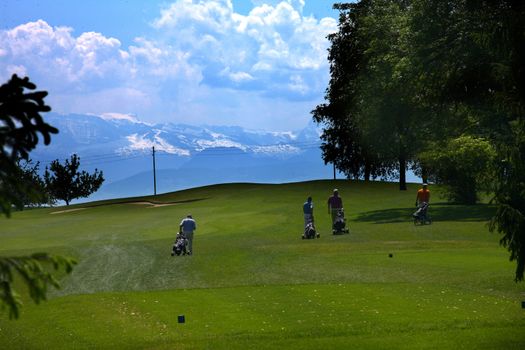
[313,0,525,280]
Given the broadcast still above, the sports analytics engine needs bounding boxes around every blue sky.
[0,0,340,130]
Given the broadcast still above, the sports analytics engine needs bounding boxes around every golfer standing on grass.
[303,196,314,227]
[328,188,343,225]
[415,183,430,207]
[180,214,196,255]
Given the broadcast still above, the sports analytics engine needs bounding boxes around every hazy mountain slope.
[33,113,333,200]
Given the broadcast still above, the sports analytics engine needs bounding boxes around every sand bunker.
[50,208,88,215]
[127,201,179,208]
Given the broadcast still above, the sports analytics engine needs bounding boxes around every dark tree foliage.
[319,0,525,280]
[0,75,76,319]
[314,1,425,188]
[419,136,495,204]
[356,0,420,190]
[11,159,52,208]
[312,1,386,181]
[411,0,525,280]
[489,124,525,281]
[0,74,57,216]
[44,154,104,205]
[0,253,75,319]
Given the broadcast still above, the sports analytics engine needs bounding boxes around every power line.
[82,154,148,166]
[34,152,149,166]
[31,140,324,166]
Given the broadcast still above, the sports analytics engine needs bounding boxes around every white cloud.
[288,74,308,94]
[153,0,337,95]
[4,20,74,56]
[0,1,337,130]
[220,67,254,82]
[0,20,129,86]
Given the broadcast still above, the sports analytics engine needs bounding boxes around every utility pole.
[333,163,336,180]
[152,146,157,196]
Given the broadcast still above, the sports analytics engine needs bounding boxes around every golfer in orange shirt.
[415,183,430,207]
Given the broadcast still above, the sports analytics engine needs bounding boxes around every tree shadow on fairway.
[354,203,496,224]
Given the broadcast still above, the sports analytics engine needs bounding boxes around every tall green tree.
[0,74,76,318]
[44,154,104,206]
[419,136,495,204]
[409,0,525,280]
[318,0,525,278]
[0,75,56,215]
[356,0,423,190]
[313,1,388,181]
[314,1,429,189]
[11,159,53,208]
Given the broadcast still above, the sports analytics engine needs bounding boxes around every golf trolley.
[332,209,350,235]
[302,221,320,239]
[413,202,432,225]
[171,232,189,256]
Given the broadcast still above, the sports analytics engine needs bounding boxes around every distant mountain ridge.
[31,113,334,202]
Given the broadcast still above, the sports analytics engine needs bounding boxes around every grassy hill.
[1,180,524,349]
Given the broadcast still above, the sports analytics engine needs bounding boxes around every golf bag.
[413,202,431,225]
[171,232,188,256]
[332,209,350,234]
[302,221,319,239]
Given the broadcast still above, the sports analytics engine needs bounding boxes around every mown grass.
[0,180,524,349]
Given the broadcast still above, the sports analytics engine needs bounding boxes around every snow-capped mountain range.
[31,113,334,202]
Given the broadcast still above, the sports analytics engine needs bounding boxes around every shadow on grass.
[354,203,497,224]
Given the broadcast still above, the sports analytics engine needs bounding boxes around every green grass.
[1,180,524,349]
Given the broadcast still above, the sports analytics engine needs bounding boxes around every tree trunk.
[364,160,371,182]
[399,156,407,191]
[421,166,429,184]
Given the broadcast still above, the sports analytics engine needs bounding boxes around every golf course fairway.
[1,180,524,349]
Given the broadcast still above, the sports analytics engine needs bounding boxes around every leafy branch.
[0,254,77,319]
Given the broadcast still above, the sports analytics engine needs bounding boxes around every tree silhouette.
[0,74,57,215]
[44,154,104,206]
[11,159,52,208]
[0,74,76,318]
